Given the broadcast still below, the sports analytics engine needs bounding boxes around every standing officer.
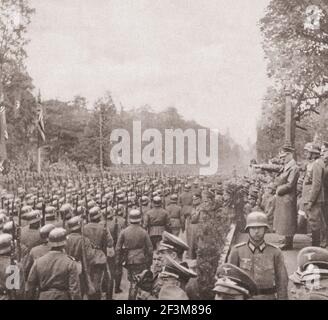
[116,209,153,300]
[143,196,170,250]
[26,227,82,300]
[273,143,299,250]
[229,211,289,300]
[165,194,184,237]
[302,143,325,247]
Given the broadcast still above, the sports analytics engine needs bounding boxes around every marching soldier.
[0,234,25,300]
[26,227,82,300]
[20,210,42,251]
[273,143,299,250]
[143,196,170,250]
[106,206,125,294]
[188,191,205,259]
[66,216,96,298]
[84,206,114,300]
[24,224,55,279]
[214,263,258,300]
[229,211,289,300]
[45,206,60,226]
[165,194,184,237]
[302,143,325,247]
[179,184,193,233]
[116,209,153,300]
[186,192,201,258]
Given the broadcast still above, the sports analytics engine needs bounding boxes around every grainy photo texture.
[0,0,328,301]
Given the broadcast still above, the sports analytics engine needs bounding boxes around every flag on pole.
[0,106,8,160]
[0,106,8,141]
[37,94,45,142]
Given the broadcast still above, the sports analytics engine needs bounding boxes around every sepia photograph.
[0,0,328,303]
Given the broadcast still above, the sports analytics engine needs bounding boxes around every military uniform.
[21,211,42,250]
[179,187,193,220]
[0,234,25,300]
[166,196,184,236]
[289,246,328,300]
[157,255,196,300]
[143,197,170,250]
[84,207,114,299]
[116,209,153,300]
[188,204,201,259]
[214,263,258,300]
[27,228,82,300]
[106,213,126,293]
[302,156,325,246]
[229,240,288,300]
[66,217,96,297]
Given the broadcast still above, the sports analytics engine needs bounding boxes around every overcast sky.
[26,0,271,148]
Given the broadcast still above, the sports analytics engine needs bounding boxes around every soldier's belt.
[257,287,276,295]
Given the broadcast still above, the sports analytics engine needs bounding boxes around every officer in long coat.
[273,144,299,250]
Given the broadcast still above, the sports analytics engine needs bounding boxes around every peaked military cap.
[297,247,328,272]
[158,231,189,254]
[161,255,197,283]
[216,263,257,296]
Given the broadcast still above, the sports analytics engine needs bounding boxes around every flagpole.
[37,128,41,175]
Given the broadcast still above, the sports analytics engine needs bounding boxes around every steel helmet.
[245,211,269,230]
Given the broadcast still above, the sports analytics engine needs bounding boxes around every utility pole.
[285,86,295,146]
